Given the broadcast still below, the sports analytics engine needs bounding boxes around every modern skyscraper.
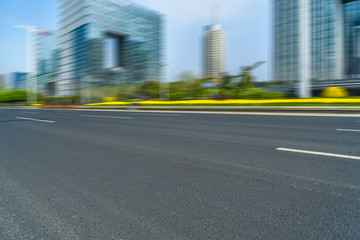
[36,30,58,75]
[9,72,28,90]
[202,24,226,84]
[58,0,163,96]
[344,1,360,77]
[35,30,58,95]
[273,0,360,84]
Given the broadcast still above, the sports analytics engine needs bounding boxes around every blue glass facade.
[73,24,89,80]
[35,31,59,95]
[273,0,300,81]
[10,72,27,90]
[36,31,58,75]
[273,0,360,81]
[310,0,338,80]
[58,0,163,96]
[343,0,360,76]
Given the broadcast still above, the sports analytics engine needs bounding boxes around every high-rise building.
[344,1,360,77]
[202,24,226,84]
[36,30,58,75]
[58,0,163,96]
[35,30,59,95]
[273,0,360,82]
[9,72,28,90]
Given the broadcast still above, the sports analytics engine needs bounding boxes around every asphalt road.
[0,108,360,239]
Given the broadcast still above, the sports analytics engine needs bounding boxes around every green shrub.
[169,92,185,101]
[42,95,80,104]
[235,90,285,99]
[0,90,28,102]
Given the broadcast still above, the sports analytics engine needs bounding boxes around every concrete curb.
[76,106,360,114]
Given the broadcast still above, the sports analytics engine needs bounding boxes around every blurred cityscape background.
[0,0,359,104]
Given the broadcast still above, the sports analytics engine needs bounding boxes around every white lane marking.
[80,115,133,119]
[337,129,360,132]
[16,117,55,123]
[276,147,360,160]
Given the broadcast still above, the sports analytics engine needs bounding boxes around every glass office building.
[35,30,59,95]
[58,0,163,96]
[273,0,301,81]
[36,31,58,75]
[273,0,360,81]
[9,72,27,90]
[344,0,360,77]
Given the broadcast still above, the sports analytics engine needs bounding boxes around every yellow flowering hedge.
[103,97,117,102]
[85,98,360,106]
[322,87,349,98]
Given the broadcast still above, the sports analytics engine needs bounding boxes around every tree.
[220,75,234,90]
[138,81,160,99]
[238,61,265,90]
[177,71,197,83]
[169,81,186,100]
[189,79,206,98]
[175,71,206,99]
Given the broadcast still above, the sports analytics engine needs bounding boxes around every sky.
[0,0,270,82]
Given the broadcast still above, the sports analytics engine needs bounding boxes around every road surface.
[0,108,359,239]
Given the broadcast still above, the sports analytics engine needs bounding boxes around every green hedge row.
[41,95,81,104]
[0,90,28,102]
[0,89,286,104]
[235,90,285,99]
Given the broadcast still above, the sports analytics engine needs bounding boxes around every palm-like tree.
[238,61,265,90]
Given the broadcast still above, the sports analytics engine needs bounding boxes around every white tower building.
[202,24,226,84]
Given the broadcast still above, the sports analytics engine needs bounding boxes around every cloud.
[132,0,254,26]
